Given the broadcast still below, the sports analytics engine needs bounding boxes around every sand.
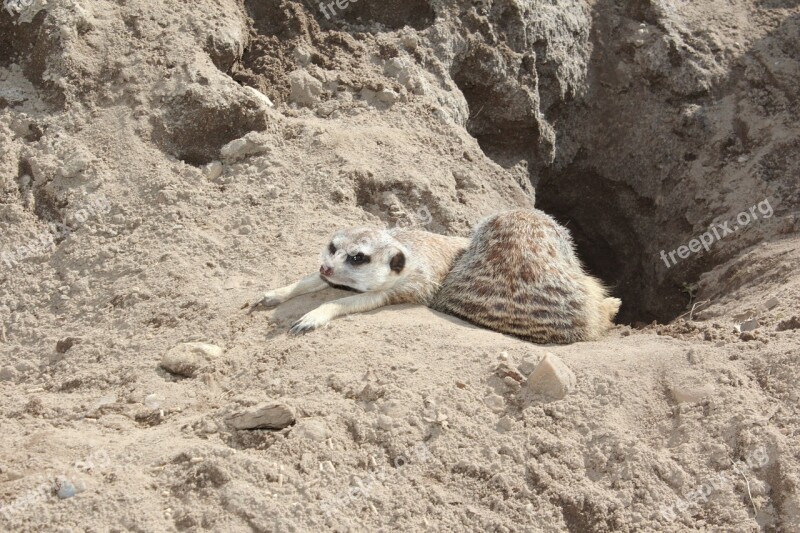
[1,0,799,531]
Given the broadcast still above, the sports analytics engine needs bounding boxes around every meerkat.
[430,210,621,343]
[252,226,469,335]
[253,209,620,343]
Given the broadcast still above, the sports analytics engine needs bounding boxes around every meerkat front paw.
[250,290,285,312]
[289,309,331,335]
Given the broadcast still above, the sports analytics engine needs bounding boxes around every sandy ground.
[1,0,799,531]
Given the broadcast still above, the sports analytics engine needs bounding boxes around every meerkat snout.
[320,265,333,277]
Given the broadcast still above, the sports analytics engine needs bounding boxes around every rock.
[376,88,399,105]
[56,479,76,499]
[763,297,779,310]
[288,70,322,107]
[226,403,295,430]
[203,160,223,180]
[738,319,759,333]
[524,354,576,400]
[242,85,274,108]
[291,46,312,65]
[669,382,716,403]
[160,342,223,378]
[220,131,271,162]
[291,418,331,441]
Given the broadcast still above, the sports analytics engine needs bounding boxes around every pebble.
[376,88,399,105]
[56,479,76,499]
[738,319,759,333]
[763,297,779,310]
[220,132,271,162]
[242,85,274,108]
[524,354,576,400]
[226,403,296,430]
[288,70,322,107]
[160,342,223,378]
[203,161,223,181]
[669,382,716,403]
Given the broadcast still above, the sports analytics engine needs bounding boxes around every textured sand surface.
[1,0,799,531]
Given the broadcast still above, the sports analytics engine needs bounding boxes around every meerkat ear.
[390,251,406,273]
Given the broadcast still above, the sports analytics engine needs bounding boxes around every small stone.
[288,70,322,107]
[376,88,398,105]
[763,297,779,310]
[56,479,76,499]
[669,382,716,403]
[226,403,295,430]
[160,342,223,378]
[524,354,576,400]
[220,132,271,162]
[203,161,223,181]
[739,319,759,333]
[484,393,505,413]
[291,46,312,65]
[292,418,331,442]
[242,85,274,108]
[737,154,749,163]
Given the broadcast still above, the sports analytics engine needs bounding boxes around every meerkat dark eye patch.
[328,242,336,254]
[347,252,369,265]
[390,251,405,273]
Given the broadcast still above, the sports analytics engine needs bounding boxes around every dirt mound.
[1,0,799,531]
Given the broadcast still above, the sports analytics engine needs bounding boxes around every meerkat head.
[319,227,407,292]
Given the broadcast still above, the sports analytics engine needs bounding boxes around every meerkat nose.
[320,265,333,277]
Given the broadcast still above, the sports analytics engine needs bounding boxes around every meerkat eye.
[328,242,336,254]
[347,252,370,265]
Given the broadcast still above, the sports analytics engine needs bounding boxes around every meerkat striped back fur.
[431,209,621,343]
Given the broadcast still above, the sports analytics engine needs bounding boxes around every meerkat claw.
[289,319,315,335]
[289,310,330,335]
[249,293,283,314]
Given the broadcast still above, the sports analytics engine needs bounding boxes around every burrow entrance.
[535,168,694,325]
